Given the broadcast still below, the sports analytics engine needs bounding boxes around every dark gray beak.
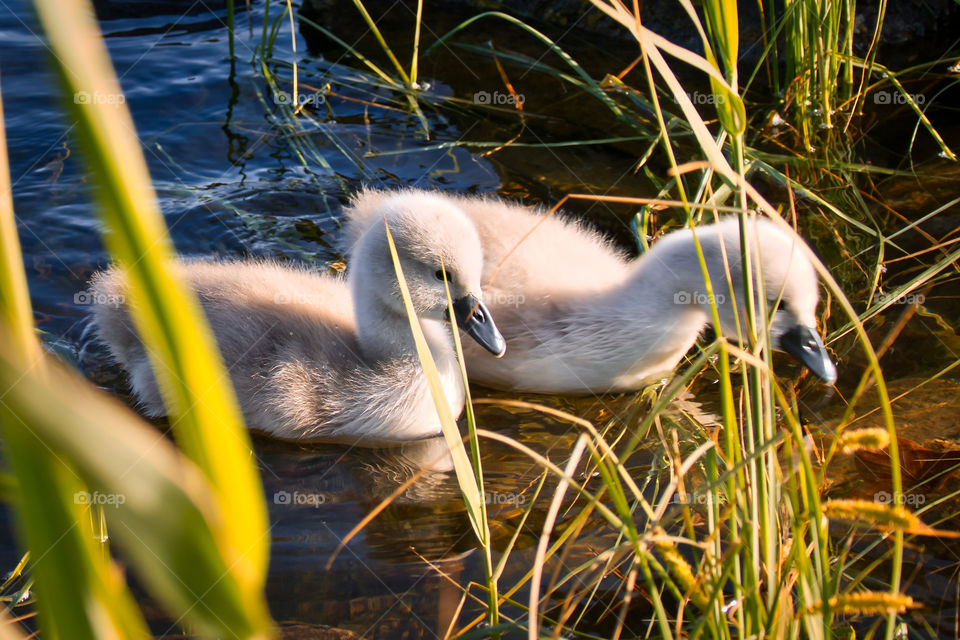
[452,295,506,358]
[778,325,837,384]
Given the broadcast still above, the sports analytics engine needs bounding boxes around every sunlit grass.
[383,219,500,629]
[0,0,275,637]
[391,1,954,638]
[241,0,957,637]
[246,0,958,637]
[3,0,956,637]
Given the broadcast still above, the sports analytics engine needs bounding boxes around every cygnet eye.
[434,269,446,281]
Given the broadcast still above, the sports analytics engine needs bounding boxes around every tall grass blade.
[685,0,746,135]
[442,275,499,628]
[380,219,486,541]
[226,0,235,58]
[528,434,588,640]
[348,0,411,85]
[1,78,151,640]
[33,2,272,625]
[0,79,33,355]
[0,339,275,638]
[382,216,503,627]
[410,0,423,86]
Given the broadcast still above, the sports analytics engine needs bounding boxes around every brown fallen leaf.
[853,437,960,495]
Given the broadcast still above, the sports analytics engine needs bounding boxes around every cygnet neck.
[354,288,466,415]
[350,283,449,360]
[561,237,724,390]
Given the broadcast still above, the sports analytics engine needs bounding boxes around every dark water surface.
[2,0,960,638]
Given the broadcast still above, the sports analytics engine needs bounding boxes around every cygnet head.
[350,192,506,357]
[664,218,836,384]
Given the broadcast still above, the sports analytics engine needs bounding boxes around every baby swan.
[345,190,836,394]
[89,195,505,445]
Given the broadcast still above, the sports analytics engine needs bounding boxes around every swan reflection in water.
[260,435,474,637]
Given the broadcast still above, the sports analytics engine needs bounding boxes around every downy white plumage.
[90,193,505,444]
[345,189,836,394]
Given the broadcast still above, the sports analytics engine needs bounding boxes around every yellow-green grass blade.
[296,13,399,87]
[0,420,153,640]
[699,0,738,76]
[33,0,271,617]
[443,276,487,516]
[381,219,486,542]
[0,78,34,357]
[349,0,411,86]
[409,0,424,86]
[0,341,274,639]
[677,0,745,135]
[441,269,498,627]
[1,81,151,639]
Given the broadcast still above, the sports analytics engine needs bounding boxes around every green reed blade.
[381,219,486,542]
[0,72,154,640]
[0,343,273,639]
[33,0,272,632]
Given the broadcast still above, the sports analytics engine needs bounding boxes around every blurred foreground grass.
[0,0,274,637]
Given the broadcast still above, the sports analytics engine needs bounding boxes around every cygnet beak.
[452,295,506,358]
[778,324,837,384]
